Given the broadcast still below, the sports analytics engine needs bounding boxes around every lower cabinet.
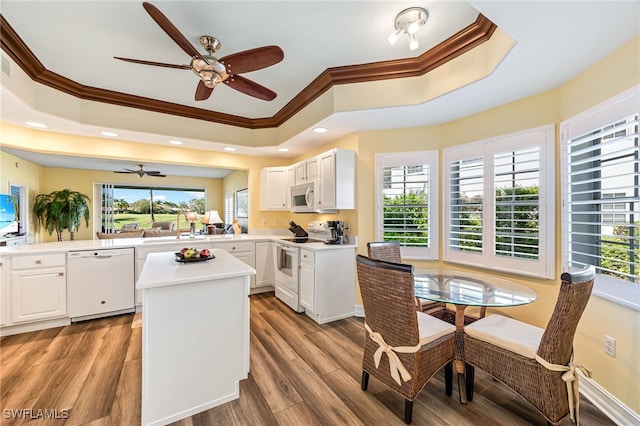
[299,247,356,324]
[10,254,67,323]
[255,241,274,290]
[0,258,7,326]
[213,241,256,289]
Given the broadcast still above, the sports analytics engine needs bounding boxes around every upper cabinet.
[260,148,355,212]
[260,167,289,210]
[317,149,356,210]
[293,157,318,185]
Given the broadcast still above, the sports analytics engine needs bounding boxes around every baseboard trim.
[354,304,364,317]
[578,371,639,425]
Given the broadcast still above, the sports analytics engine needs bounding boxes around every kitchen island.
[136,249,256,426]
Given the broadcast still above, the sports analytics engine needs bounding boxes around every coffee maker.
[326,220,347,244]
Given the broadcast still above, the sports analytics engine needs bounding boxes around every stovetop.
[279,237,325,244]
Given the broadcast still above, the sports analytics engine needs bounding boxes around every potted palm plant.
[33,189,90,241]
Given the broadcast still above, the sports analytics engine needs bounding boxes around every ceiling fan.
[113,164,166,178]
[114,2,284,101]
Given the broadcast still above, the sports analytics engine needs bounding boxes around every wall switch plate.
[604,335,616,357]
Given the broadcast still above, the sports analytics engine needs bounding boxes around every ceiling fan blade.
[148,174,167,177]
[220,46,284,74]
[195,80,214,101]
[114,56,191,70]
[225,74,277,101]
[113,170,135,174]
[142,2,206,62]
[145,170,163,175]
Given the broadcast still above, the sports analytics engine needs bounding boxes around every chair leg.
[444,362,453,396]
[404,399,413,424]
[361,371,369,391]
[465,364,475,401]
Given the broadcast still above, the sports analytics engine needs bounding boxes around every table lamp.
[201,210,223,235]
[185,211,199,238]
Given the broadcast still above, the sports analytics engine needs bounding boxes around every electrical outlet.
[604,335,616,357]
[261,219,266,225]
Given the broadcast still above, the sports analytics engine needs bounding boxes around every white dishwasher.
[67,248,135,322]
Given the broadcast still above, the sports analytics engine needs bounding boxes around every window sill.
[592,274,640,312]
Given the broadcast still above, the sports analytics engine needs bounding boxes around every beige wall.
[0,34,637,413]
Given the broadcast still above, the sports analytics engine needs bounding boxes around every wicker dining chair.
[463,266,596,425]
[366,241,446,315]
[357,254,455,424]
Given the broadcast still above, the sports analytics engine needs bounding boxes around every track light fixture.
[388,7,429,51]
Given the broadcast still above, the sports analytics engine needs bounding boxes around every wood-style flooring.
[1,292,614,425]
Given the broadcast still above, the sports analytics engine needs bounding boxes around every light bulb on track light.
[409,34,419,51]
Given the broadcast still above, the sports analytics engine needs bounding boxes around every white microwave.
[290,182,316,213]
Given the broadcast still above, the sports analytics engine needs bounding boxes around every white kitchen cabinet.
[135,241,214,306]
[299,249,315,312]
[317,148,356,210]
[255,241,274,290]
[299,247,356,324]
[213,241,256,288]
[259,167,288,210]
[10,253,67,323]
[0,258,8,326]
[294,157,319,185]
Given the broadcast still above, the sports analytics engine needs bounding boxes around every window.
[561,87,639,298]
[375,151,438,260]
[95,184,205,233]
[443,125,555,278]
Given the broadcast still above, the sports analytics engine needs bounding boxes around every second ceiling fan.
[115,2,284,101]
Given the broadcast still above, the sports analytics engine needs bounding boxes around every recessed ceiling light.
[169,140,183,145]
[25,121,47,129]
[313,127,327,133]
[224,147,236,152]
[101,131,118,137]
[278,148,289,152]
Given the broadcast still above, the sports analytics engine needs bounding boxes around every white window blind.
[565,113,639,283]
[375,151,438,260]
[444,124,555,278]
[224,193,234,225]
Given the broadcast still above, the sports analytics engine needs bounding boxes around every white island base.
[136,249,256,426]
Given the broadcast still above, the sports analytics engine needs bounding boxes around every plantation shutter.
[101,184,115,233]
[449,156,484,254]
[566,113,639,283]
[382,164,430,247]
[494,147,541,260]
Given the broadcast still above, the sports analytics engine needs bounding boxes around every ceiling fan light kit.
[114,2,283,101]
[388,7,429,51]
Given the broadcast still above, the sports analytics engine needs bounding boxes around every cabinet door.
[0,259,8,326]
[318,150,337,209]
[299,250,315,312]
[294,161,308,184]
[260,168,288,210]
[255,242,274,288]
[11,267,66,323]
[306,157,319,182]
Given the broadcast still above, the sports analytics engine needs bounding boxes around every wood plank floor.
[1,292,614,425]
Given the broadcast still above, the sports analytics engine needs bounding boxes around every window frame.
[560,85,640,312]
[375,150,439,260]
[443,124,556,279]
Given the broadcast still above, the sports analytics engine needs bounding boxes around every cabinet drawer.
[214,241,254,253]
[11,253,66,270]
[300,249,314,263]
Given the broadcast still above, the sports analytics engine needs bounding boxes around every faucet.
[176,211,188,239]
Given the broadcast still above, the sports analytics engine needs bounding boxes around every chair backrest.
[150,221,175,231]
[537,265,596,364]
[356,254,419,347]
[367,241,402,263]
[121,223,140,231]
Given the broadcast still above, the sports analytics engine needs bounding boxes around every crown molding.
[0,14,496,130]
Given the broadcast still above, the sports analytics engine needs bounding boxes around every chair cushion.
[465,314,544,359]
[417,311,455,345]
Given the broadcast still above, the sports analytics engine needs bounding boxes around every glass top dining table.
[414,268,537,308]
[413,268,537,404]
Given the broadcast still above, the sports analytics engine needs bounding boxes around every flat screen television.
[0,193,19,236]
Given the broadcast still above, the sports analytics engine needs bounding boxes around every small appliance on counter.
[326,220,348,244]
